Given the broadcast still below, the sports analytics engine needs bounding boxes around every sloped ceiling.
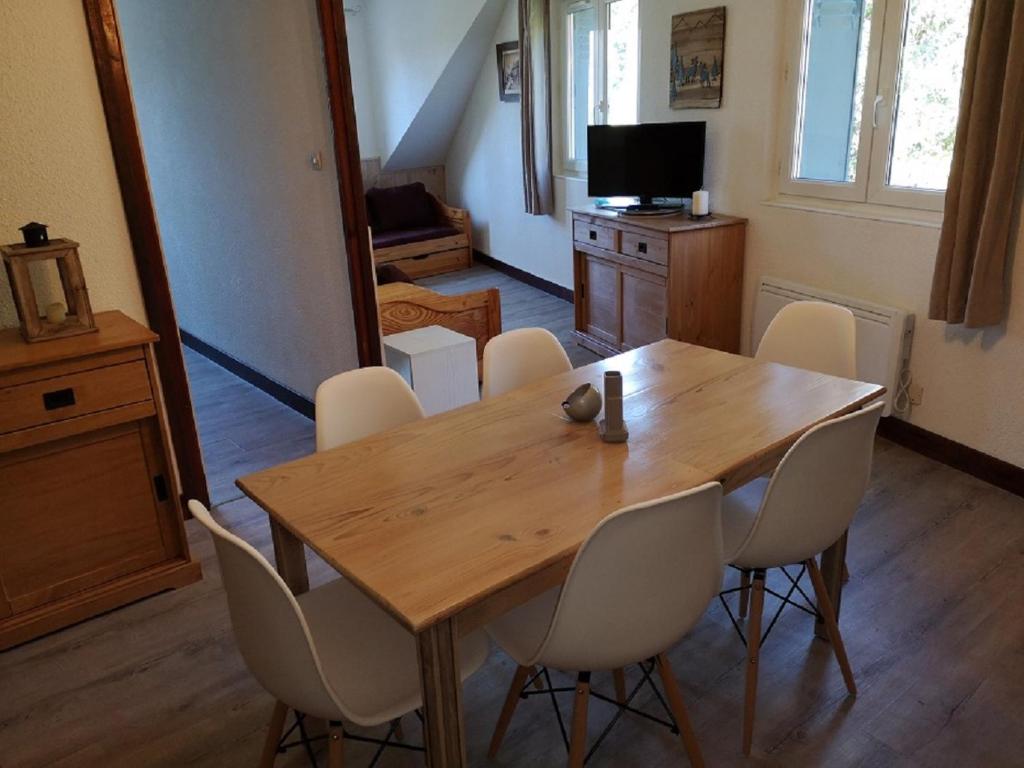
[360,0,508,171]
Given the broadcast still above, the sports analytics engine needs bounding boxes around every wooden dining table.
[237,339,885,766]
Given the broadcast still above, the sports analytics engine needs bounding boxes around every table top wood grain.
[238,340,884,633]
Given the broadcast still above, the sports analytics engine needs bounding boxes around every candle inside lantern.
[45,302,68,325]
[692,189,710,216]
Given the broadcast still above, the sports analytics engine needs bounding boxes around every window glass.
[887,0,969,190]
[795,0,873,183]
[606,0,639,126]
[568,4,597,162]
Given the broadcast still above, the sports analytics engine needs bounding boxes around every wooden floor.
[2,268,1023,767]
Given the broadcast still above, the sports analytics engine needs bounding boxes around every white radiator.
[752,277,914,416]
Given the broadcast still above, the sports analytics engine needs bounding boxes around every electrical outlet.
[909,382,924,406]
[310,151,323,171]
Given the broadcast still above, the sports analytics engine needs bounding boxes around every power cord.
[892,366,913,417]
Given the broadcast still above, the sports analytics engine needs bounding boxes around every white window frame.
[777,0,960,212]
[560,0,639,175]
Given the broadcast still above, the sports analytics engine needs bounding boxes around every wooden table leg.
[815,530,848,640]
[417,618,466,767]
[270,518,309,595]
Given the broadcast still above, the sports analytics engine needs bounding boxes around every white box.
[384,325,479,416]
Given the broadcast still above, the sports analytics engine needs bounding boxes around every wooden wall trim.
[82,0,209,507]
[317,0,382,366]
[879,417,1024,498]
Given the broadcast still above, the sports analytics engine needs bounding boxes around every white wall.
[0,0,146,329]
[346,4,380,158]
[447,0,1024,467]
[361,0,490,166]
[117,0,360,400]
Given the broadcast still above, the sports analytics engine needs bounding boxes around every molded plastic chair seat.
[720,402,883,755]
[482,327,572,399]
[189,501,488,765]
[486,483,724,766]
[720,477,768,564]
[315,366,425,452]
[297,578,489,726]
[485,586,559,668]
[755,301,857,379]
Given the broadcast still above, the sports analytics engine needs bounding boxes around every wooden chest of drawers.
[0,311,201,650]
[571,207,747,356]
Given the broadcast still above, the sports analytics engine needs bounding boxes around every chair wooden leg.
[613,668,627,704]
[327,721,344,768]
[738,569,751,618]
[259,701,288,768]
[806,558,857,695]
[568,672,591,768]
[743,570,766,756]
[655,654,705,768]
[488,664,532,759]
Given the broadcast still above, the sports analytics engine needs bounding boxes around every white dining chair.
[751,299,858,591]
[315,366,425,452]
[481,327,572,399]
[718,401,883,755]
[486,482,724,767]
[188,500,489,767]
[755,300,857,379]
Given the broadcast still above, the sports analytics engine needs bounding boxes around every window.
[779,0,970,211]
[563,0,639,172]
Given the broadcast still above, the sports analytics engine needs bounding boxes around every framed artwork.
[669,6,726,109]
[496,41,521,103]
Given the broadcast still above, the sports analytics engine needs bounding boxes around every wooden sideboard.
[571,207,746,356]
[0,311,200,650]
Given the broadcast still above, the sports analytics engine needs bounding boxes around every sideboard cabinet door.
[578,253,620,348]
[0,419,176,616]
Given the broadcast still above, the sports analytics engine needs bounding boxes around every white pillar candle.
[692,190,710,216]
[45,302,67,324]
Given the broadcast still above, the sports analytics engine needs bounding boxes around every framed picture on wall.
[496,41,521,102]
[670,6,726,109]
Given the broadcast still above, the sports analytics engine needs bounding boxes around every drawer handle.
[43,388,76,411]
[412,254,430,260]
[153,474,169,502]
[589,230,597,240]
[637,242,648,254]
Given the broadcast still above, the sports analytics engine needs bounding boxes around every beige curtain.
[929,0,1024,327]
[519,0,554,215]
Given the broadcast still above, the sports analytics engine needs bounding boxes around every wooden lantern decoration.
[1,238,97,343]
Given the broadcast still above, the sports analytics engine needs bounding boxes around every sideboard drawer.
[573,220,618,252]
[0,361,153,435]
[620,230,668,267]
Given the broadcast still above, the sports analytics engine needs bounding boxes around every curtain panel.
[929,0,1024,327]
[519,0,554,215]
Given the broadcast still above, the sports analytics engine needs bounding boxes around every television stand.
[570,205,747,355]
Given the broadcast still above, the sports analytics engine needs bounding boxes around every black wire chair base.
[278,711,424,768]
[718,564,824,649]
[518,661,681,765]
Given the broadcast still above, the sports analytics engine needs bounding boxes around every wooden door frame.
[81,0,382,505]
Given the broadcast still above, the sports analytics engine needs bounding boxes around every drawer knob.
[43,388,76,411]
[638,242,648,254]
[589,230,597,240]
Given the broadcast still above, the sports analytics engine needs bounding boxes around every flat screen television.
[588,122,706,212]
